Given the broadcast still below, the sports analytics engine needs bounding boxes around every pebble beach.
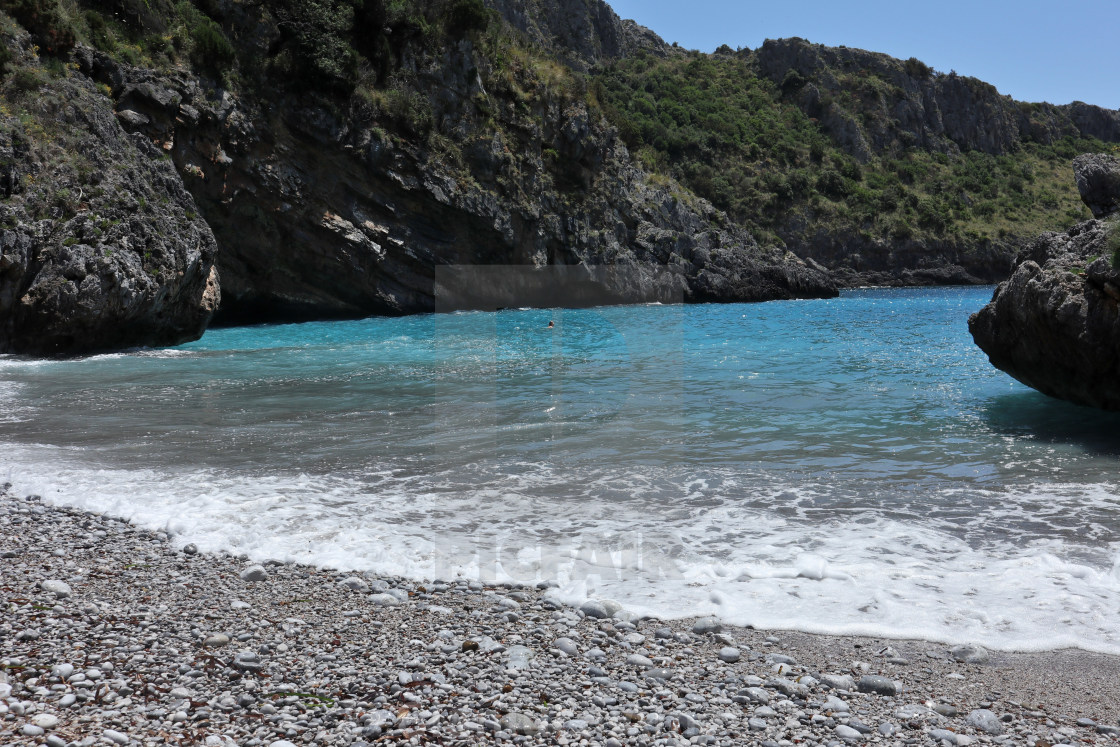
[3,485,1120,747]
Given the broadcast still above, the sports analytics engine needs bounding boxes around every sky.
[605,0,1120,110]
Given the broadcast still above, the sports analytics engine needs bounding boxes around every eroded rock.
[970,155,1120,410]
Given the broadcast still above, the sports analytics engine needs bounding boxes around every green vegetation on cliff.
[593,48,1103,253]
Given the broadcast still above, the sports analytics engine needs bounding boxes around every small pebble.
[718,646,740,663]
[239,564,267,582]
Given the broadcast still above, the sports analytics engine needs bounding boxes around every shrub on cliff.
[445,0,488,37]
[592,51,1105,254]
[904,56,933,80]
[0,0,76,55]
[176,3,233,77]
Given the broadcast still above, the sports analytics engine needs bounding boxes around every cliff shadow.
[981,391,1120,456]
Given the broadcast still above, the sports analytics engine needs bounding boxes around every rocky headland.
[969,153,1120,410]
[5,486,1120,746]
[0,31,218,356]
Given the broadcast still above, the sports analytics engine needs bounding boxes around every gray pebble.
[506,645,533,670]
[369,593,401,607]
[718,646,740,663]
[40,579,71,598]
[339,576,368,592]
[239,564,267,582]
[600,599,623,616]
[966,708,1004,735]
[821,673,855,691]
[554,637,579,656]
[857,674,899,696]
[579,600,609,619]
[768,676,809,698]
[626,653,654,668]
[500,712,540,735]
[742,686,770,704]
[950,644,990,665]
[183,543,198,555]
[692,616,722,635]
[834,723,862,740]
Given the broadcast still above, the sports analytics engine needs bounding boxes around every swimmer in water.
[548,320,554,329]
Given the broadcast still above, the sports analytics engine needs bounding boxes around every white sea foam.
[7,444,1120,655]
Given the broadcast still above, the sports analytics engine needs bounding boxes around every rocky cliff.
[74,1,834,327]
[0,0,834,352]
[753,38,1120,161]
[595,35,1120,288]
[969,154,1120,410]
[483,0,667,70]
[0,28,218,355]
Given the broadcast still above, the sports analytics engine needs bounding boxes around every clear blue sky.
[606,0,1120,109]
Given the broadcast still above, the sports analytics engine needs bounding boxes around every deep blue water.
[3,286,1120,651]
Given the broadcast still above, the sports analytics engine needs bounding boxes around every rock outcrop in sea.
[0,32,219,356]
[969,153,1120,409]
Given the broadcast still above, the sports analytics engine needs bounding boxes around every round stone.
[579,600,609,619]
[857,674,899,696]
[32,713,59,728]
[554,637,579,656]
[339,576,368,592]
[718,646,740,663]
[949,644,990,665]
[239,564,267,582]
[966,708,1004,735]
[692,616,721,635]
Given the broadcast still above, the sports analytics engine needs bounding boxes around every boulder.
[969,156,1120,409]
[1073,153,1120,218]
[0,39,217,356]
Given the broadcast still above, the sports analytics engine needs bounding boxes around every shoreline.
[3,487,1119,746]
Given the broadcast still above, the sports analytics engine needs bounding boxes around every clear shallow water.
[4,287,1120,652]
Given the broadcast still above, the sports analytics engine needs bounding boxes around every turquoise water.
[3,286,1120,651]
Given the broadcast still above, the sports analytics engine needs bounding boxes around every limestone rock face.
[1073,153,1120,219]
[969,155,1120,409]
[78,40,833,327]
[483,0,667,70]
[0,39,218,356]
[755,38,1120,158]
